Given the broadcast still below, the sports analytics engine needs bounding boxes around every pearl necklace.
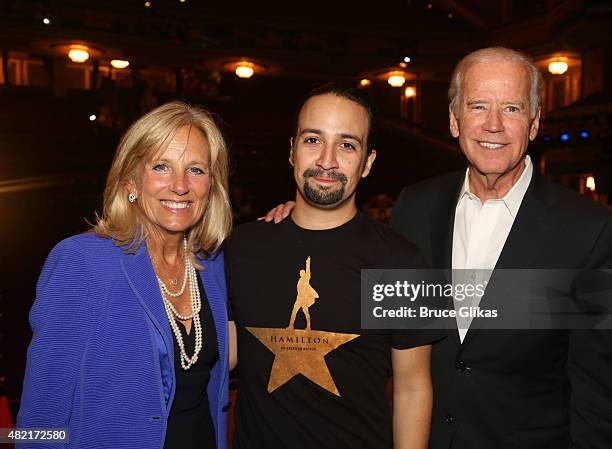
[157,239,189,299]
[155,237,203,370]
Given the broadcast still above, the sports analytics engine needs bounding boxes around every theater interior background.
[1,0,611,425]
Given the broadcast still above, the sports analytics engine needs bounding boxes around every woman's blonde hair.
[94,101,232,260]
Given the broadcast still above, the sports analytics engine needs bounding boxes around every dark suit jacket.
[391,169,612,449]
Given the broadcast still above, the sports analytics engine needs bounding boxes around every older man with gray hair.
[392,47,612,449]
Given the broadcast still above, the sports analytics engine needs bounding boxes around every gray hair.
[448,46,542,118]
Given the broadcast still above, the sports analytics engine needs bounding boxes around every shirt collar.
[458,155,533,218]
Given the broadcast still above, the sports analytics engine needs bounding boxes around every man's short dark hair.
[295,82,377,152]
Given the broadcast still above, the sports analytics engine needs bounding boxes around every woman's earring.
[128,192,137,203]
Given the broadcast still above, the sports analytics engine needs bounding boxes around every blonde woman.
[18,102,232,449]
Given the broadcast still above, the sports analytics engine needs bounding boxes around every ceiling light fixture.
[548,59,568,75]
[223,60,265,79]
[586,176,596,191]
[387,71,406,87]
[110,59,130,69]
[235,62,255,78]
[68,47,90,63]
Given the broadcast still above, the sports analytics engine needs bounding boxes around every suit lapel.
[431,173,464,350]
[494,175,556,270]
[431,196,456,272]
[121,243,174,364]
[461,174,558,347]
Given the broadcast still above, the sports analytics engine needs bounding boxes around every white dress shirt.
[452,155,533,342]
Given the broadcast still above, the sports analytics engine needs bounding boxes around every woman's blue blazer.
[17,233,230,449]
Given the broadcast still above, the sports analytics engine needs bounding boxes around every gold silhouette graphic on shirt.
[288,256,318,330]
[247,256,359,396]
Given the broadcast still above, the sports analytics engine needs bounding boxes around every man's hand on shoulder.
[259,201,295,224]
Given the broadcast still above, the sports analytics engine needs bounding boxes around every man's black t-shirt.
[226,212,442,449]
